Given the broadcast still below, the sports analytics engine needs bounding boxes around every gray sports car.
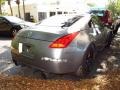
[11,14,113,78]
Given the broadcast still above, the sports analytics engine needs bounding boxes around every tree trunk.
[18,3,21,18]
[16,0,21,18]
[10,3,13,15]
[8,0,13,16]
[10,4,13,16]
[23,0,25,20]
[0,0,2,14]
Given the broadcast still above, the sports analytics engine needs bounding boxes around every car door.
[0,17,12,32]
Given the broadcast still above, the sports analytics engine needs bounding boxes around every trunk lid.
[17,25,67,42]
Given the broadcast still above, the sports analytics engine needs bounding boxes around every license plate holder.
[22,43,34,58]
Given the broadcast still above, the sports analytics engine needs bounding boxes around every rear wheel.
[40,71,55,79]
[76,46,95,78]
[41,72,50,79]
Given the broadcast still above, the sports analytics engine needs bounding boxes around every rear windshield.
[5,16,23,23]
[39,15,83,27]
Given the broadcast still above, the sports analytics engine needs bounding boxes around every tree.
[7,0,13,15]
[0,0,6,15]
[16,0,21,18]
[107,0,120,20]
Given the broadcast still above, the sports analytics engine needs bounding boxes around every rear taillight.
[49,32,79,48]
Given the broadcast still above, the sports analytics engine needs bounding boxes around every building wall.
[5,0,89,22]
[7,4,38,22]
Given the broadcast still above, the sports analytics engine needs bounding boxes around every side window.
[84,19,92,30]
[91,16,105,33]
[88,19,92,28]
[91,21,101,34]
[85,19,94,33]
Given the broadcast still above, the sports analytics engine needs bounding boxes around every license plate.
[19,43,23,53]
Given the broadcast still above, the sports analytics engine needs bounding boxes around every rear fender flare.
[75,43,96,77]
[76,43,96,70]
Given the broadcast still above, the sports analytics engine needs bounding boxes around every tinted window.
[50,12,56,16]
[38,12,47,21]
[57,11,62,14]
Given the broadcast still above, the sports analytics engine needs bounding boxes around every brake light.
[49,32,79,48]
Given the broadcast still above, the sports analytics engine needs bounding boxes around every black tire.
[41,72,49,79]
[40,71,55,79]
[11,29,18,37]
[76,45,95,78]
[13,59,18,66]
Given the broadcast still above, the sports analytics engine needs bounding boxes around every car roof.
[1,16,24,23]
[1,16,17,18]
[29,14,91,34]
[39,14,91,27]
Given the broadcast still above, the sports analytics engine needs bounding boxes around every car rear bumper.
[11,47,85,74]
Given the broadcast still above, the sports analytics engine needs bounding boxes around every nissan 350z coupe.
[11,14,113,78]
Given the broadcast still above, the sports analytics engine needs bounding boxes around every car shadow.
[89,33,120,78]
[0,46,14,74]
[0,35,12,41]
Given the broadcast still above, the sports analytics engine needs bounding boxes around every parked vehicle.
[0,16,35,37]
[11,14,113,78]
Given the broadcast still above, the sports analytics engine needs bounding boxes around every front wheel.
[11,29,18,37]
